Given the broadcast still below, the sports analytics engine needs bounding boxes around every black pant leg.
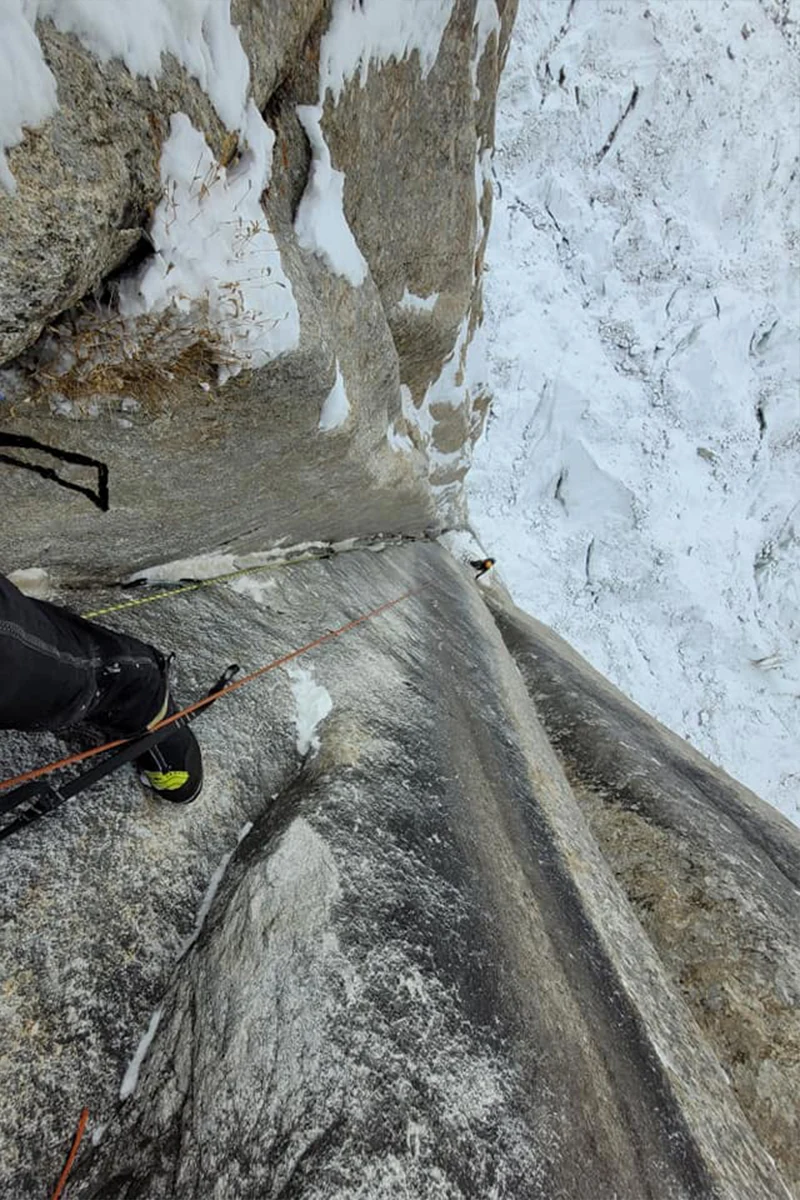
[0,576,165,734]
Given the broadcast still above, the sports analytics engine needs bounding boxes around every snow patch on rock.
[227,574,278,604]
[127,541,329,587]
[1,0,253,194]
[286,663,333,756]
[0,0,58,194]
[399,288,439,314]
[6,566,53,600]
[319,359,351,432]
[120,1007,162,1100]
[402,316,490,486]
[318,0,456,102]
[5,0,300,379]
[119,108,299,382]
[471,0,501,98]
[180,821,253,958]
[37,0,251,129]
[295,105,367,288]
[387,421,414,454]
[426,317,471,412]
[474,145,493,250]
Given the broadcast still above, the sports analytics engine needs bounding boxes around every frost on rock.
[294,105,368,288]
[286,663,333,756]
[318,359,351,432]
[0,0,58,194]
[318,0,456,101]
[119,107,300,383]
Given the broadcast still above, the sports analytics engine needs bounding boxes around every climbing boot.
[137,692,204,805]
[93,648,204,805]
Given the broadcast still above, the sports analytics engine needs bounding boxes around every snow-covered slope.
[470,0,799,822]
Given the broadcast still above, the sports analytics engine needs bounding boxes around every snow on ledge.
[319,359,350,432]
[294,104,367,287]
[125,540,330,587]
[319,0,456,102]
[119,106,300,383]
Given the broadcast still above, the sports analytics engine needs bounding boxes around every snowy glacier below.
[470,0,799,822]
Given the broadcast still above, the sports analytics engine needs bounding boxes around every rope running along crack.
[0,583,428,795]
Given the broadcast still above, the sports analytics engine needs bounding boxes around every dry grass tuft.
[15,301,237,415]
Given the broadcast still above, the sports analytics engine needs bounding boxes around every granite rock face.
[0,1,513,577]
[1,4,798,1198]
[0,543,795,1199]
[0,0,322,365]
[488,590,800,1197]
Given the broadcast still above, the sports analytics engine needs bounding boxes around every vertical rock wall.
[0,1,515,579]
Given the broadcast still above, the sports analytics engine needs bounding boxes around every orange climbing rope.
[0,584,426,795]
[50,1107,89,1200]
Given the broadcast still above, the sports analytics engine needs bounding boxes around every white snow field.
[469,0,800,822]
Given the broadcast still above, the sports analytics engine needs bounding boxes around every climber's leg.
[0,575,202,803]
[0,575,165,733]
